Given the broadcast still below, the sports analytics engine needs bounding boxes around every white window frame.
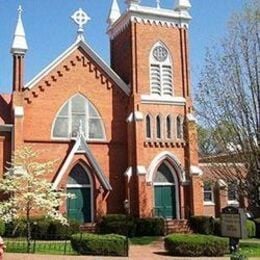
[227,181,239,206]
[176,115,184,139]
[203,182,215,205]
[150,41,173,97]
[145,114,153,139]
[51,94,106,142]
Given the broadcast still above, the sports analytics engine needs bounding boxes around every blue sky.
[0,0,244,93]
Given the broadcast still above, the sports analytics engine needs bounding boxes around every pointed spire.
[11,5,28,54]
[174,0,191,11]
[125,0,141,9]
[107,0,121,26]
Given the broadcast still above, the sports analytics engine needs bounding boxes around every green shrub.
[0,220,5,236]
[71,233,128,256]
[189,215,215,235]
[246,220,256,238]
[164,234,228,257]
[213,218,221,236]
[253,218,260,238]
[97,214,136,237]
[135,218,164,236]
[5,217,80,240]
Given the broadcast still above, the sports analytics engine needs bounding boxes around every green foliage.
[230,253,248,260]
[5,217,80,240]
[246,220,256,238]
[213,218,221,236]
[135,218,164,236]
[164,234,228,257]
[253,218,260,238]
[189,215,215,235]
[97,214,136,237]
[0,220,5,236]
[71,233,128,256]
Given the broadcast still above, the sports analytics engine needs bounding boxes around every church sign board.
[221,206,247,239]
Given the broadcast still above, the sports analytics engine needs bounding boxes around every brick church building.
[0,0,210,224]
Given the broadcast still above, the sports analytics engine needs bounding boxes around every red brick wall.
[0,132,11,177]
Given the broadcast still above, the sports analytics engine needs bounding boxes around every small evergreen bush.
[164,234,228,257]
[71,233,128,256]
[135,218,164,236]
[246,220,256,238]
[189,215,215,235]
[213,218,221,236]
[97,214,136,237]
[253,218,260,238]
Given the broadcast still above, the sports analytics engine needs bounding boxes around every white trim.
[126,111,144,122]
[203,202,215,206]
[25,40,130,96]
[124,167,132,183]
[218,179,227,188]
[228,200,239,206]
[107,6,191,39]
[147,151,186,183]
[186,113,197,123]
[0,124,13,132]
[141,95,186,105]
[153,161,180,219]
[137,165,147,175]
[52,132,112,190]
[190,165,203,176]
[14,106,24,118]
[145,114,153,139]
[66,163,94,222]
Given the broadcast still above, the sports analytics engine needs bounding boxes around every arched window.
[177,116,183,139]
[68,164,90,185]
[156,116,162,139]
[146,115,152,139]
[166,115,172,139]
[52,94,105,140]
[154,163,175,183]
[150,42,173,96]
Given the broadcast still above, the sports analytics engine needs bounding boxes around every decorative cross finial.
[18,5,23,16]
[156,0,160,9]
[71,8,90,42]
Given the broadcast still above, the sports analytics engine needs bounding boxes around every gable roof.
[53,131,112,191]
[25,39,130,96]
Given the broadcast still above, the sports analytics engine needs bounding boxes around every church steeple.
[11,6,28,92]
[107,0,121,27]
[11,5,28,54]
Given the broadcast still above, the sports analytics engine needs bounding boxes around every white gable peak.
[11,5,28,54]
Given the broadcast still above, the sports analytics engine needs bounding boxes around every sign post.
[221,206,247,254]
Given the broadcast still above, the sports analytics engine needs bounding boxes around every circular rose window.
[153,46,168,62]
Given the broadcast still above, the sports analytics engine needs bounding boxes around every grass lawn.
[239,239,260,257]
[129,236,160,245]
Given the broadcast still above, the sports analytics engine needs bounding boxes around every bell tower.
[107,0,203,218]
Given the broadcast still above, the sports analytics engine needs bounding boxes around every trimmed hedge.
[164,234,228,257]
[135,218,164,236]
[189,215,215,235]
[97,214,136,237]
[0,220,5,236]
[254,218,260,238]
[246,220,256,238]
[5,217,80,240]
[71,233,128,256]
[97,214,164,237]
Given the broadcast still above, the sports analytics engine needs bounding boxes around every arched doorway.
[67,164,93,223]
[154,162,179,219]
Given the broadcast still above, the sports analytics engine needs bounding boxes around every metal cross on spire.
[18,5,23,16]
[71,8,90,42]
[156,0,160,8]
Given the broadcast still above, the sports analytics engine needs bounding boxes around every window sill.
[203,201,215,206]
[141,95,186,105]
[228,200,239,206]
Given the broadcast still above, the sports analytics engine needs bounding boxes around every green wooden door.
[67,188,91,223]
[154,185,176,219]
